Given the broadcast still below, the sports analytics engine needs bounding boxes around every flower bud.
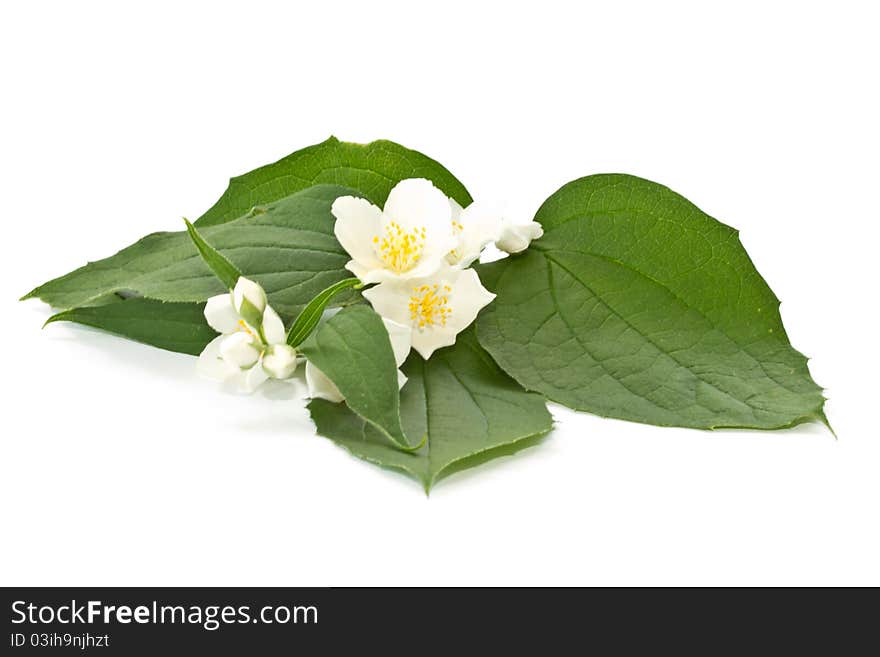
[232,276,267,321]
[262,344,298,380]
[496,219,544,254]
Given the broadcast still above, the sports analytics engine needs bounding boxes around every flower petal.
[382,179,455,276]
[332,196,385,273]
[239,361,269,393]
[204,293,239,334]
[410,325,457,359]
[344,260,371,281]
[383,178,452,232]
[359,261,443,285]
[219,332,261,369]
[197,335,238,381]
[398,256,448,281]
[362,281,411,327]
[444,268,496,334]
[261,305,286,345]
[449,197,464,221]
[382,318,412,367]
[450,201,503,268]
[305,361,344,402]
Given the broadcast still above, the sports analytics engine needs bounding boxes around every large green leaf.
[477,174,827,431]
[195,136,473,227]
[25,137,472,356]
[25,185,357,321]
[45,298,216,356]
[308,329,553,491]
[300,305,417,451]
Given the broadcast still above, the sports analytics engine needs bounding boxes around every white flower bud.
[497,219,544,254]
[262,344,298,380]
[232,277,267,316]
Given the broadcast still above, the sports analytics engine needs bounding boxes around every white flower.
[331,179,455,285]
[198,277,298,392]
[497,217,544,254]
[363,265,495,360]
[446,199,502,268]
[306,318,411,402]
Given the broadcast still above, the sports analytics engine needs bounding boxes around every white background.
[2,1,877,586]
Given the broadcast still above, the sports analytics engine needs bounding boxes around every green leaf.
[195,136,472,227]
[476,174,827,431]
[45,298,216,356]
[24,137,472,356]
[183,218,241,289]
[299,304,418,451]
[287,277,361,348]
[308,329,553,491]
[24,185,358,321]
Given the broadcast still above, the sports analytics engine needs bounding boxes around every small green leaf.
[45,298,216,356]
[195,136,472,227]
[476,174,827,431]
[287,277,361,347]
[24,185,358,321]
[308,329,553,491]
[183,218,241,289]
[300,304,418,451]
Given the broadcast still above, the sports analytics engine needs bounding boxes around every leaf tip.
[818,408,837,439]
[42,311,67,329]
[422,471,438,496]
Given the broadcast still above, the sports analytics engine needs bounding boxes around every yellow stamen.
[409,283,452,329]
[375,221,426,273]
